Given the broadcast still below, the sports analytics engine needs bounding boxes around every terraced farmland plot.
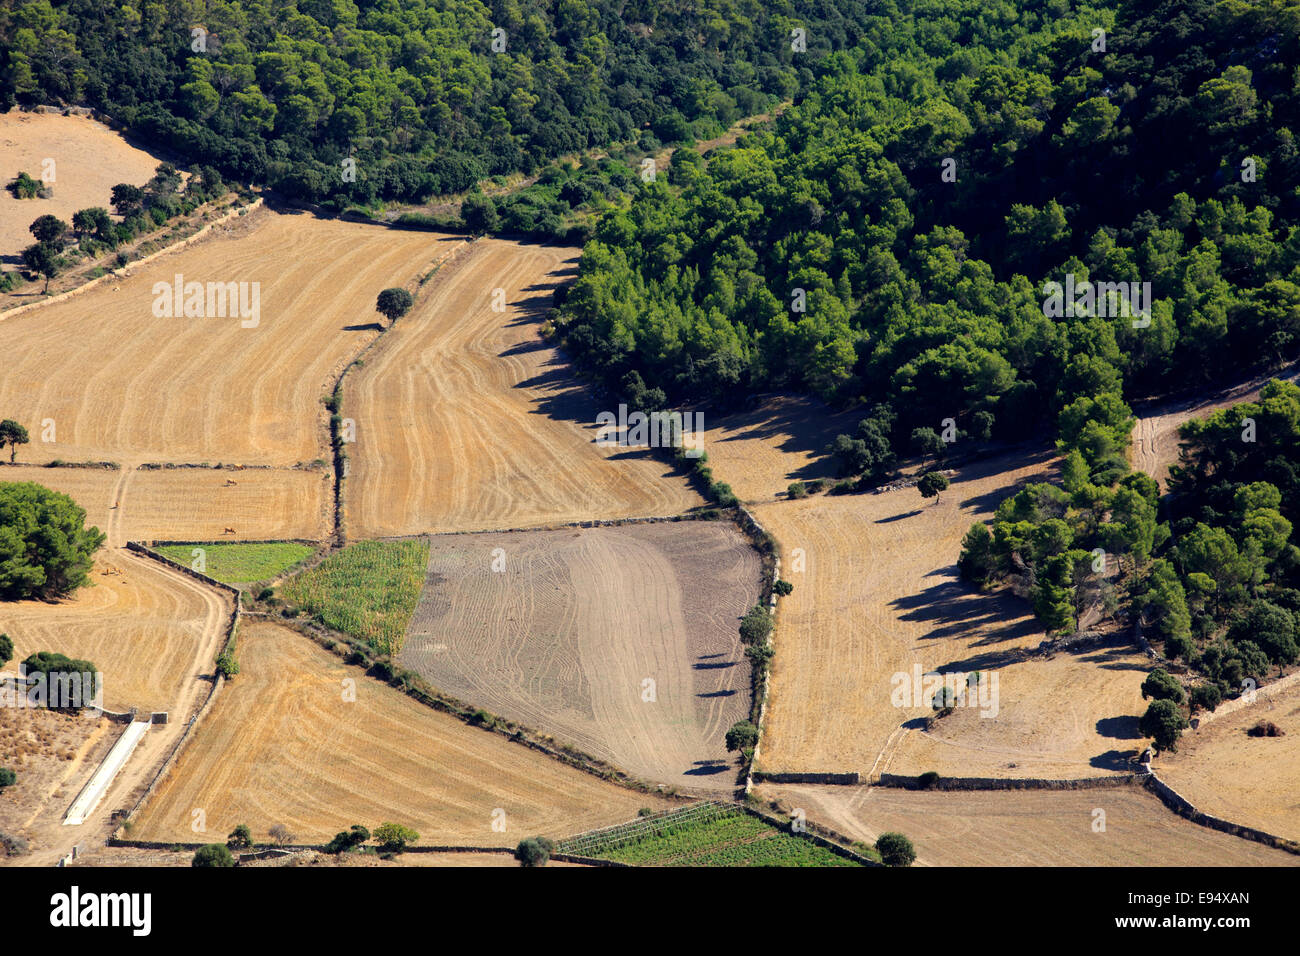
[0,208,455,465]
[344,237,702,536]
[401,522,761,790]
[130,622,672,845]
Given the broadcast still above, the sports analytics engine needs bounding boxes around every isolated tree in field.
[226,824,253,848]
[0,420,29,462]
[875,832,916,867]
[374,822,419,852]
[0,483,105,599]
[917,471,949,504]
[20,243,62,293]
[324,824,370,853]
[192,844,236,867]
[0,633,11,667]
[268,824,294,846]
[215,651,239,679]
[725,720,759,752]
[1140,668,1185,704]
[29,215,68,246]
[514,836,555,867]
[375,287,413,324]
[1139,699,1188,753]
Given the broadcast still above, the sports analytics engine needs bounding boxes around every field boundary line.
[1142,770,1300,856]
[735,504,779,796]
[1,197,262,321]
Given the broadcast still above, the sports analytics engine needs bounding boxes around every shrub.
[725,720,759,752]
[1188,683,1222,714]
[215,652,240,679]
[375,287,414,322]
[773,579,793,596]
[514,836,555,867]
[738,605,772,645]
[1140,668,1185,704]
[1247,721,1285,738]
[0,831,29,857]
[192,844,236,867]
[268,824,294,846]
[226,824,252,848]
[374,822,419,852]
[916,771,940,790]
[1139,699,1188,752]
[0,768,16,788]
[0,633,11,668]
[324,824,370,854]
[876,832,916,867]
[787,481,807,499]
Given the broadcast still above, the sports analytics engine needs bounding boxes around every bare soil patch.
[401,521,761,789]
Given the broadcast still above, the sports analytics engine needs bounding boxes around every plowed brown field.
[0,209,455,465]
[401,522,761,789]
[343,238,701,536]
[130,622,672,844]
[758,783,1298,866]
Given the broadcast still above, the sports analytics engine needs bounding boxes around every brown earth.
[401,522,761,790]
[130,622,673,845]
[1158,685,1300,842]
[0,112,165,264]
[343,237,702,537]
[0,208,454,466]
[758,783,1299,866]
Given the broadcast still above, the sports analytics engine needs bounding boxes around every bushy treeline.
[0,0,881,209]
[555,0,1300,466]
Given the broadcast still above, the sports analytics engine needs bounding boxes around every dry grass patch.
[344,237,701,536]
[130,622,673,845]
[402,522,761,789]
[0,550,230,712]
[1158,687,1300,842]
[757,783,1299,866]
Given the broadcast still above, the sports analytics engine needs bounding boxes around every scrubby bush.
[876,832,916,867]
[514,836,555,867]
[192,844,235,867]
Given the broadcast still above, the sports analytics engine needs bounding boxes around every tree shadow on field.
[693,659,739,670]
[704,396,860,484]
[892,576,1043,648]
[697,689,738,698]
[1090,748,1139,771]
[1096,715,1142,740]
[876,509,922,523]
[1080,644,1150,672]
[343,321,384,332]
[955,447,1059,512]
[684,760,731,776]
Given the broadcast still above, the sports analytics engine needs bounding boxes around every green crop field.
[559,803,863,867]
[278,539,429,655]
[155,542,315,584]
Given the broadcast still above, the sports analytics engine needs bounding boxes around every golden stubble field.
[401,522,762,790]
[131,622,673,845]
[0,112,165,263]
[0,208,453,466]
[698,404,1151,779]
[0,549,230,713]
[344,237,702,536]
[757,783,1299,866]
[0,465,330,546]
[1157,686,1300,842]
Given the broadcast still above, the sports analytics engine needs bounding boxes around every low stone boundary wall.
[1143,772,1300,855]
[753,771,861,786]
[875,772,1142,791]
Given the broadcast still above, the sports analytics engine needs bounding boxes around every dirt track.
[401,522,761,790]
[344,238,701,536]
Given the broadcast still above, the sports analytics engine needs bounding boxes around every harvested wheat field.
[402,521,761,789]
[344,237,701,536]
[0,111,165,263]
[1130,363,1300,488]
[0,208,457,465]
[0,465,329,546]
[130,622,673,844]
[694,395,861,502]
[0,549,230,713]
[752,448,1146,778]
[757,784,1298,866]
[1157,685,1300,842]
